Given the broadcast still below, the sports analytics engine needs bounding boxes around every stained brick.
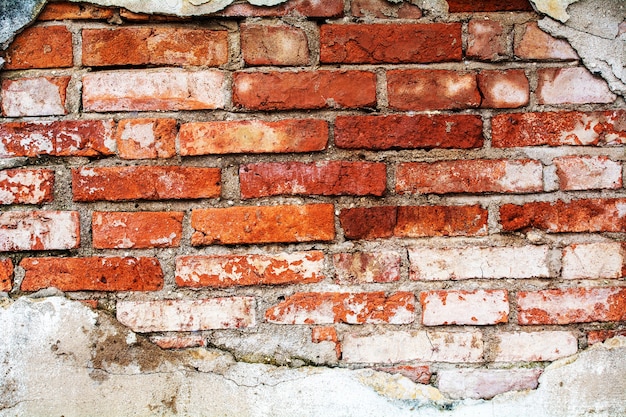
[217,0,343,17]
[438,369,541,400]
[587,330,626,345]
[374,366,431,384]
[1,76,69,117]
[0,259,13,292]
[515,22,578,60]
[0,211,79,252]
[333,252,401,284]
[395,205,488,237]
[115,118,177,160]
[92,212,184,249]
[493,331,578,362]
[478,69,529,108]
[350,0,423,18]
[339,206,397,240]
[467,20,508,61]
[537,67,616,105]
[554,155,622,191]
[3,26,73,69]
[149,335,206,350]
[447,0,533,12]
[241,23,309,66]
[38,2,115,20]
[0,169,54,205]
[561,243,623,280]
[421,290,509,326]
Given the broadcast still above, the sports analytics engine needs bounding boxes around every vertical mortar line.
[376,67,388,111]
[66,20,84,115]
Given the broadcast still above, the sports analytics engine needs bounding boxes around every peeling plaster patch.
[0,0,46,48]
[530,0,581,22]
[68,0,289,15]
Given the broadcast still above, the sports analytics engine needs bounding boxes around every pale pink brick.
[1,76,69,117]
[149,335,206,349]
[342,330,483,363]
[537,67,617,105]
[409,246,551,280]
[0,211,80,251]
[83,69,227,112]
[467,19,508,61]
[478,70,529,108]
[116,118,177,159]
[515,22,578,60]
[0,169,54,205]
[562,242,623,279]
[493,331,578,362]
[116,297,256,332]
[437,369,542,400]
[421,290,509,326]
[554,156,622,191]
[333,251,401,284]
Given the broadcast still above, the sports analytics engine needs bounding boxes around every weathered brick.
[421,290,509,326]
[3,25,73,69]
[374,366,431,384]
[561,242,623,280]
[537,67,616,105]
[83,69,227,112]
[395,205,488,237]
[447,0,533,12]
[334,114,483,150]
[1,76,69,117]
[554,155,622,190]
[0,120,115,157]
[82,28,228,67]
[517,287,626,324]
[149,335,206,350]
[191,204,335,245]
[117,297,256,332]
[240,161,386,198]
[0,169,54,205]
[241,23,309,66]
[333,251,401,284]
[217,0,343,17]
[339,206,397,240]
[396,159,542,195]
[493,331,578,362]
[478,69,529,108]
[320,23,461,64]
[118,9,188,21]
[179,119,328,155]
[587,330,626,345]
[115,118,177,160]
[265,292,415,325]
[492,111,626,147]
[311,326,341,358]
[233,71,376,110]
[176,252,324,288]
[500,198,626,233]
[387,70,480,111]
[72,166,221,202]
[20,257,163,292]
[515,22,578,60]
[437,369,541,400]
[0,259,13,292]
[38,2,115,20]
[350,0,423,18]
[409,245,551,280]
[342,330,483,363]
[0,211,79,251]
[467,19,508,61]
[92,212,184,249]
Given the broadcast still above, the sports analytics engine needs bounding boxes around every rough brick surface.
[149,335,206,350]
[92,212,184,249]
[72,166,221,202]
[350,0,423,18]
[217,0,343,17]
[0,211,79,252]
[467,20,508,61]
[115,118,177,160]
[0,169,55,205]
[437,369,541,400]
[554,156,622,190]
[20,257,164,292]
[561,243,623,280]
[241,23,309,66]
[421,290,509,325]
[176,252,324,287]
[3,25,73,69]
[38,2,115,20]
[537,67,617,104]
[447,0,533,12]
[240,161,386,198]
[493,331,578,362]
[339,206,397,240]
[320,23,461,64]
[191,204,335,245]
[333,252,401,284]
[478,70,529,108]
[374,366,431,385]
[0,259,13,292]
[265,292,415,324]
[1,76,69,117]
[515,22,578,60]
[395,205,488,237]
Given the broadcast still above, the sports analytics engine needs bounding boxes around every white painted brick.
[0,211,80,251]
[554,156,622,191]
[421,290,509,326]
[437,368,542,399]
[562,242,623,279]
[1,77,67,117]
[493,331,578,362]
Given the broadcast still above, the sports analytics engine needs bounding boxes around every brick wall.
[1,0,625,400]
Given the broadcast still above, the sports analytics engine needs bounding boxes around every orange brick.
[0,169,54,205]
[241,23,309,66]
[3,26,73,69]
[515,22,578,60]
[92,212,184,249]
[395,205,488,237]
[0,259,13,292]
[115,118,177,159]
[38,2,115,20]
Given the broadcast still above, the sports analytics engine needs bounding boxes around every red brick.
[537,67,616,105]
[0,259,13,292]
[240,161,386,198]
[265,292,415,324]
[374,366,431,384]
[320,23,461,64]
[395,205,488,237]
[387,70,480,111]
[72,166,221,202]
[1,76,69,117]
[515,22,578,60]
[478,69,529,108]
[150,335,206,350]
[421,290,509,325]
[20,257,163,292]
[491,111,626,147]
[517,287,626,324]
[351,0,423,18]
[3,26,73,69]
[92,212,184,249]
[233,71,376,111]
[500,198,626,233]
[333,252,401,284]
[82,69,227,112]
[0,169,54,205]
[447,0,533,12]
[82,28,228,67]
[115,118,177,159]
[176,252,324,288]
[179,119,328,155]
[241,23,309,66]
[339,206,397,240]
[217,0,343,17]
[38,2,115,20]
[554,155,622,191]
[191,204,335,245]
[334,114,483,150]
[396,159,542,195]
[0,211,79,251]
[587,330,626,345]
[467,20,508,61]
[0,120,115,157]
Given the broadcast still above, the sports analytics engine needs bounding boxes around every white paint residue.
[499,161,543,192]
[615,202,626,218]
[150,232,177,246]
[120,122,156,149]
